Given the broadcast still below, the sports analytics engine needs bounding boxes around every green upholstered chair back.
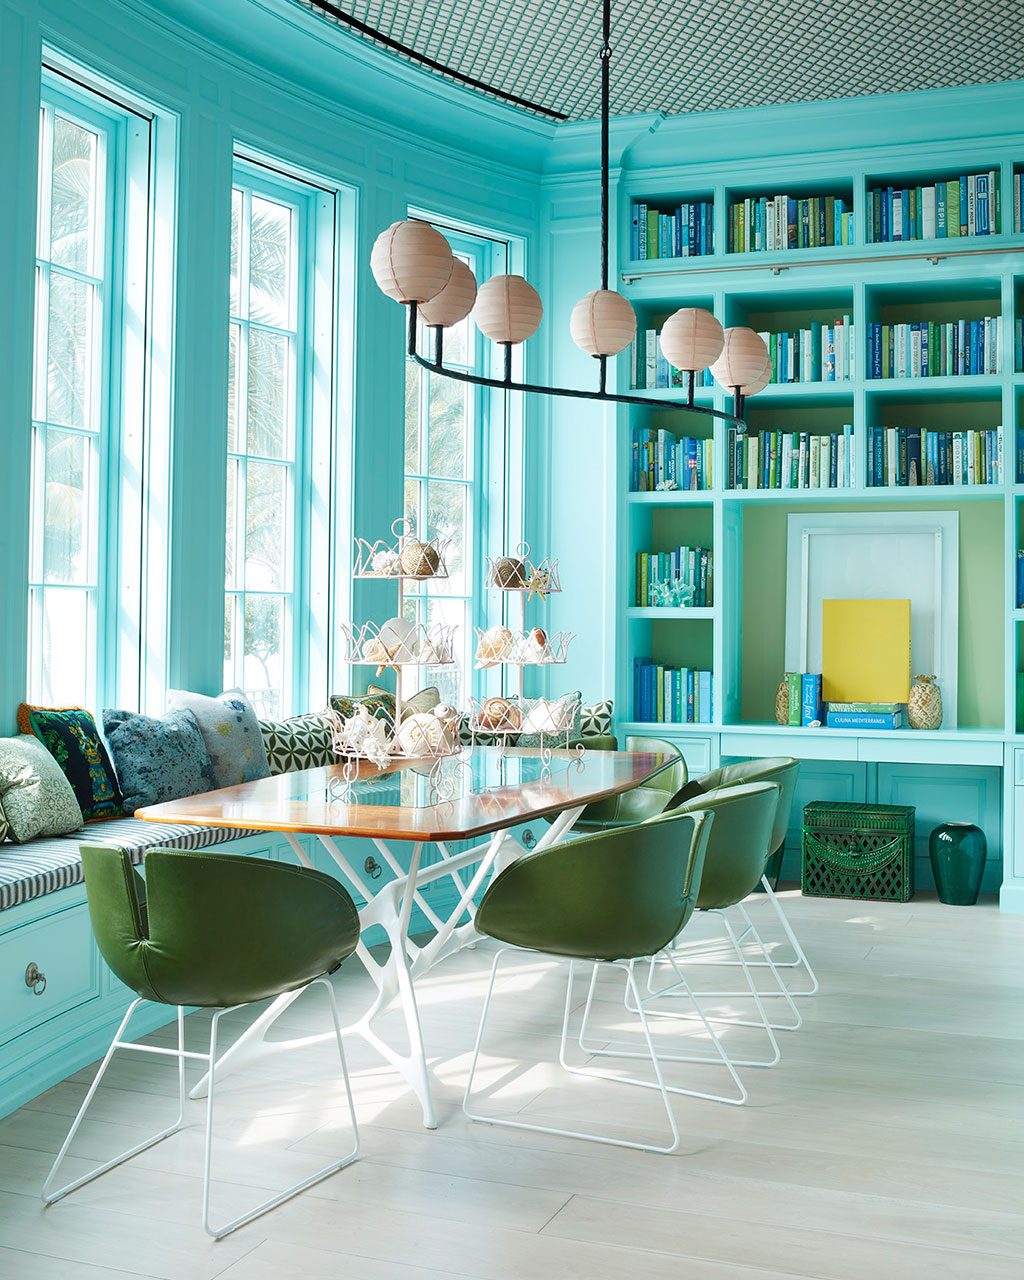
[571,736,686,830]
[81,845,360,1008]
[685,756,798,856]
[624,736,687,796]
[674,781,780,910]
[475,807,713,962]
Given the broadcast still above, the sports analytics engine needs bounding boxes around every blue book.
[826,711,905,730]
[977,174,990,235]
[936,183,947,236]
[698,671,712,724]
[686,670,695,723]
[801,673,824,726]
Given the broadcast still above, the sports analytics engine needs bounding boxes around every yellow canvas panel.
[821,599,911,703]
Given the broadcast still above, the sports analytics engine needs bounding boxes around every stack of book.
[635,546,712,607]
[758,318,854,382]
[634,659,713,723]
[631,426,713,491]
[868,172,999,241]
[728,428,854,490]
[633,329,716,390]
[825,702,906,730]
[784,673,825,726]
[630,201,713,259]
[867,317,1001,378]
[867,426,1003,487]
[728,193,854,252]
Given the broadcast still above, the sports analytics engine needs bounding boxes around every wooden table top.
[136,747,668,841]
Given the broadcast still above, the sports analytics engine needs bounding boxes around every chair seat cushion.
[0,817,260,912]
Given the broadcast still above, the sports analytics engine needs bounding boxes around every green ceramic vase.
[928,822,986,905]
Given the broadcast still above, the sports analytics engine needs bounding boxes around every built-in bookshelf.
[614,155,1024,743]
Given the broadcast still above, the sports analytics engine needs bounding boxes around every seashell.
[475,624,513,669]
[378,616,418,662]
[521,626,550,662]
[417,635,452,665]
[370,548,401,576]
[491,555,527,590]
[395,712,441,756]
[521,697,570,736]
[400,539,441,577]
[476,697,521,732]
[361,636,395,667]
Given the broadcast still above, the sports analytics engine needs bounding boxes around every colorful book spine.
[828,701,905,713]
[801,674,824,727]
[867,426,1002,487]
[869,171,999,242]
[630,201,713,260]
[728,192,852,252]
[633,658,713,724]
[634,547,713,607]
[726,427,853,490]
[786,672,802,726]
[756,318,853,383]
[633,329,716,391]
[826,710,906,730]
[866,317,1001,378]
[629,426,713,491]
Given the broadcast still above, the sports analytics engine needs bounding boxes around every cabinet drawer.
[674,737,712,776]
[0,905,101,1046]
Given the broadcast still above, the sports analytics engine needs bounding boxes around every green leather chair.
[569,734,687,831]
[674,756,816,996]
[43,845,362,1239]
[463,806,747,1154]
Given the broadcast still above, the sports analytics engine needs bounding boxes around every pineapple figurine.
[908,674,942,730]
[775,676,791,726]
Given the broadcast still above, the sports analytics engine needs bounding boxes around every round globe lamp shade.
[659,307,724,372]
[370,219,454,305]
[473,274,543,344]
[710,326,770,390]
[570,289,637,356]
[418,257,478,328]
[741,354,773,396]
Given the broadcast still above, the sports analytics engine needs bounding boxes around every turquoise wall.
[0,0,551,727]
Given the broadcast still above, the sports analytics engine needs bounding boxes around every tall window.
[404,225,516,706]
[29,84,125,707]
[225,162,337,718]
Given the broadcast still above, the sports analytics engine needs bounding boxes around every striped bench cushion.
[0,817,260,912]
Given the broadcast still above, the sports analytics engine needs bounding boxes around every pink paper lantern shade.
[741,354,772,396]
[370,219,454,305]
[710,326,770,390]
[570,289,637,357]
[659,308,724,372]
[419,258,478,327]
[473,274,543,344]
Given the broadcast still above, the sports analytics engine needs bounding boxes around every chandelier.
[368,1,770,427]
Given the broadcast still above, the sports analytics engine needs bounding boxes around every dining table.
[137,745,670,1128]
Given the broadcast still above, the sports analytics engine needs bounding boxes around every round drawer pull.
[364,856,382,880]
[25,962,47,996]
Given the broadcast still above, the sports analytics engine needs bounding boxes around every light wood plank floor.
[2,892,1023,1279]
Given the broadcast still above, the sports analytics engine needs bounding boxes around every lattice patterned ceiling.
[293,0,1024,120]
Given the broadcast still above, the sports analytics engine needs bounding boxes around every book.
[827,701,905,713]
[826,710,905,730]
[787,672,802,726]
[801,673,824,727]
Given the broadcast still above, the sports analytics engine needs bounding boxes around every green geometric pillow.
[328,690,396,723]
[259,711,337,775]
[17,704,123,821]
[579,699,614,739]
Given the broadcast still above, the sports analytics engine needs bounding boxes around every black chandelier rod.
[304,0,568,120]
[408,304,746,426]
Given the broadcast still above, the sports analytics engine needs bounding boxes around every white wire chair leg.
[463,950,680,1153]
[736,903,802,1030]
[202,977,360,1239]
[759,876,819,993]
[576,955,748,1103]
[43,1001,188,1206]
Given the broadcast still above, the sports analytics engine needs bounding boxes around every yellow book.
[821,599,911,703]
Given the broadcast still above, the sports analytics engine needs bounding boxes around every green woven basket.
[802,801,915,902]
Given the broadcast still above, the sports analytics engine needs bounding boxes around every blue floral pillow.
[103,709,218,813]
[166,689,270,788]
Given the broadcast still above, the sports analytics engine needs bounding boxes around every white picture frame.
[784,511,959,726]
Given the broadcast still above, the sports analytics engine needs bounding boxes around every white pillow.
[166,689,270,789]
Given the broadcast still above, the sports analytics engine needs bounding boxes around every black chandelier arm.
[600,0,611,293]
[407,306,746,426]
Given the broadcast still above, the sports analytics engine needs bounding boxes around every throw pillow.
[0,735,83,842]
[166,689,270,789]
[103,708,218,813]
[259,711,336,775]
[329,690,397,723]
[579,698,614,739]
[17,704,123,821]
[368,684,440,717]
